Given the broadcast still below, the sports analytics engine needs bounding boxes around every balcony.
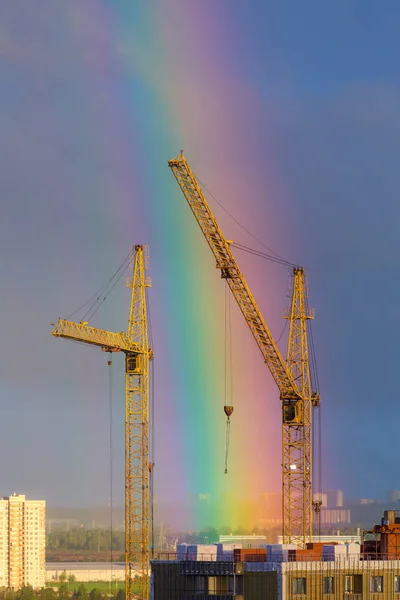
[179,562,235,576]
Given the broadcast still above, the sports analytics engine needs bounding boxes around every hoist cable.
[145,287,155,558]
[224,419,231,475]
[150,360,155,559]
[146,287,154,351]
[318,404,323,518]
[224,284,234,475]
[304,291,323,537]
[228,287,233,409]
[224,285,228,406]
[108,357,114,594]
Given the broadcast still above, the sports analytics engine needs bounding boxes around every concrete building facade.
[152,558,400,599]
[0,494,45,589]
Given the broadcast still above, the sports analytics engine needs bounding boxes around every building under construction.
[151,510,400,599]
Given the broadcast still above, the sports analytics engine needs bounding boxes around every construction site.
[50,153,400,600]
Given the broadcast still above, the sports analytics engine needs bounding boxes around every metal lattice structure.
[168,153,319,546]
[51,319,138,353]
[51,245,152,600]
[283,268,316,546]
[125,245,152,600]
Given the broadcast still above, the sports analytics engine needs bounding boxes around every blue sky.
[1,1,400,516]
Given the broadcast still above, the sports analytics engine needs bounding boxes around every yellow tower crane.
[51,245,152,600]
[168,153,320,547]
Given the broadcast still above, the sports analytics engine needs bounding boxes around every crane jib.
[168,154,300,400]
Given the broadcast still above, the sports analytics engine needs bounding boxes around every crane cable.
[107,355,114,595]
[195,175,293,265]
[64,250,133,323]
[305,291,323,538]
[84,259,132,323]
[145,287,155,558]
[232,242,298,269]
[150,360,155,558]
[224,284,234,475]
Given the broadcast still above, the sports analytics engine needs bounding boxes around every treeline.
[46,526,291,551]
[47,527,270,551]
[47,525,359,552]
[0,586,126,600]
[47,531,125,552]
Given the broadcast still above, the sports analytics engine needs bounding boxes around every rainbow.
[62,2,299,530]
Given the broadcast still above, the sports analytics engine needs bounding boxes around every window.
[184,576,205,594]
[345,575,363,594]
[395,576,400,593]
[292,577,306,595]
[323,576,334,594]
[370,576,383,593]
[345,576,351,593]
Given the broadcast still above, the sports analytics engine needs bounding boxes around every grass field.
[46,581,127,593]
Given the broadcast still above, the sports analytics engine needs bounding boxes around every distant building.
[0,494,45,589]
[387,490,400,503]
[277,533,361,544]
[327,490,344,508]
[319,508,351,525]
[219,535,267,549]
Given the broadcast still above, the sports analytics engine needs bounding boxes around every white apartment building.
[0,494,45,589]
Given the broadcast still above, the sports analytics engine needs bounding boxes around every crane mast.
[125,245,152,600]
[283,268,317,545]
[51,245,152,600]
[168,153,319,546]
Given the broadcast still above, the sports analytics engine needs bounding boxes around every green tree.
[58,583,69,600]
[47,529,125,552]
[199,527,218,544]
[115,589,125,600]
[68,574,76,585]
[18,587,35,600]
[74,584,88,600]
[58,571,67,583]
[89,589,102,600]
[40,588,57,600]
